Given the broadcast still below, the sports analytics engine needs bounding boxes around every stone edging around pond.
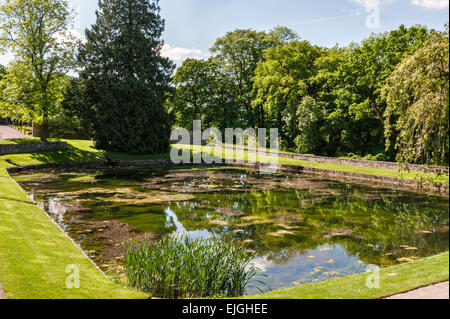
[0,142,68,155]
[5,159,449,197]
[236,163,449,197]
[224,145,449,175]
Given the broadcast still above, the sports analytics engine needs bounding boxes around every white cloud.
[410,0,449,9]
[54,29,87,46]
[2,40,208,69]
[350,0,396,10]
[0,51,14,67]
[161,43,209,65]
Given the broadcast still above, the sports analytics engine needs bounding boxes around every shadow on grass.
[28,143,105,164]
[28,143,171,165]
[0,196,34,205]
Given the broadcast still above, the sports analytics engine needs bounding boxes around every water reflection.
[13,167,449,294]
[165,207,215,240]
[248,244,374,293]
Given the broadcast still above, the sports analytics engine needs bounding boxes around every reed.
[124,236,263,298]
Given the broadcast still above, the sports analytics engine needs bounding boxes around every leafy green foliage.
[167,27,300,132]
[166,58,237,131]
[332,25,430,157]
[384,27,449,166]
[252,41,322,149]
[211,29,276,127]
[124,236,262,298]
[294,96,326,154]
[0,64,5,79]
[168,24,443,166]
[74,0,174,154]
[0,0,78,140]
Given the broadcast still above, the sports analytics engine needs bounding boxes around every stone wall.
[0,142,68,155]
[0,118,10,125]
[171,129,211,146]
[227,145,449,175]
[232,162,449,197]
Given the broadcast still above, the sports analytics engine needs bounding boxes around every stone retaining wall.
[227,145,449,175]
[0,142,68,155]
[231,162,449,196]
[5,160,219,173]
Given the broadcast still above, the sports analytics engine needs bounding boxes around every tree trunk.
[41,112,49,142]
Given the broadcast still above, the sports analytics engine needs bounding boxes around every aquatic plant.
[124,236,263,298]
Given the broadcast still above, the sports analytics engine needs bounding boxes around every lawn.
[0,138,41,145]
[247,252,449,299]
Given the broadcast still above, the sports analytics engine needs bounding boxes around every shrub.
[124,236,263,298]
[363,153,389,162]
[343,153,390,162]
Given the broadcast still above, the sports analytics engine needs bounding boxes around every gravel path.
[0,283,6,299]
[385,281,449,299]
[0,125,32,140]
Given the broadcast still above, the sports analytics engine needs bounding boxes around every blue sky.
[1,0,449,66]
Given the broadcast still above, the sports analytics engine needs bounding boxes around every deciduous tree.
[384,28,449,165]
[0,0,78,140]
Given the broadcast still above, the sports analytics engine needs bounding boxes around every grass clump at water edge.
[124,236,264,298]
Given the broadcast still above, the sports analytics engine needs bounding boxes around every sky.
[0,0,449,66]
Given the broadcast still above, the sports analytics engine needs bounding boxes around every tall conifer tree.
[79,0,174,154]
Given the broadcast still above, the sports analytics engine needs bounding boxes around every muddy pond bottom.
[13,167,449,295]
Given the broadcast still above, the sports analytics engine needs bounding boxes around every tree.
[0,64,5,117]
[168,27,299,132]
[308,47,349,156]
[334,25,430,156]
[0,61,44,122]
[383,28,449,166]
[0,0,78,140]
[211,29,275,127]
[294,96,325,154]
[252,40,322,149]
[167,58,236,131]
[76,0,174,154]
[268,26,300,46]
[168,58,216,130]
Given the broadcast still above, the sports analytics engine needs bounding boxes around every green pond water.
[13,167,449,295]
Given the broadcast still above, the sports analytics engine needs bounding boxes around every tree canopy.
[0,0,78,140]
[384,27,449,166]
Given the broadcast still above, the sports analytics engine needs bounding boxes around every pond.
[13,167,449,295]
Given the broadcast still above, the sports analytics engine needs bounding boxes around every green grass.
[0,167,148,299]
[244,252,449,299]
[0,138,42,145]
